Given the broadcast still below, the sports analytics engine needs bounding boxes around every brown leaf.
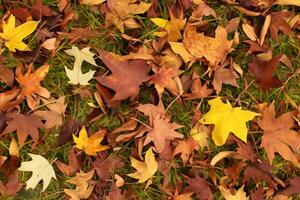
[183,25,232,66]
[258,102,300,167]
[279,177,300,195]
[212,65,239,94]
[106,183,124,200]
[0,171,22,197]
[55,149,81,176]
[270,11,294,41]
[93,154,124,180]
[243,161,277,189]
[183,78,213,100]
[58,27,98,43]
[34,97,67,129]
[248,55,282,90]
[56,116,81,146]
[0,64,14,86]
[173,138,198,164]
[0,89,21,111]
[183,174,213,200]
[2,113,43,147]
[30,0,57,19]
[96,49,151,102]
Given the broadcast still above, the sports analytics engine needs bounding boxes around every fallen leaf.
[80,0,106,5]
[0,171,22,197]
[73,127,110,156]
[174,190,193,200]
[55,149,81,176]
[173,138,198,164]
[183,174,213,200]
[183,78,213,99]
[34,97,67,129]
[258,102,300,168]
[279,177,300,195]
[242,22,258,41]
[269,11,294,41]
[65,46,97,85]
[128,148,158,183]
[183,25,232,65]
[219,185,249,200]
[190,123,210,149]
[16,63,50,99]
[199,97,260,146]
[0,14,39,52]
[107,0,151,19]
[64,170,95,200]
[212,65,239,94]
[248,55,282,90]
[18,154,56,191]
[0,65,14,86]
[2,112,43,147]
[0,89,21,111]
[56,116,81,146]
[275,0,300,7]
[96,49,151,101]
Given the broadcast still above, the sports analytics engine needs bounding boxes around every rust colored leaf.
[55,149,81,176]
[248,55,282,90]
[258,102,300,167]
[96,49,151,102]
[2,112,43,147]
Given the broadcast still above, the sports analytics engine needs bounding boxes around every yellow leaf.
[190,124,209,149]
[127,148,158,183]
[199,97,260,146]
[9,138,19,157]
[275,0,300,6]
[151,17,186,41]
[0,14,39,52]
[73,127,110,156]
[169,42,194,62]
[80,0,106,5]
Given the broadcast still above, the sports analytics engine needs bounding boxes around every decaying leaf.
[199,97,260,146]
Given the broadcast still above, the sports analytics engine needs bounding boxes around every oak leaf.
[127,148,158,183]
[18,154,56,191]
[96,49,151,101]
[2,113,43,147]
[73,127,110,156]
[199,97,260,146]
[183,25,232,65]
[0,14,39,52]
[258,102,300,167]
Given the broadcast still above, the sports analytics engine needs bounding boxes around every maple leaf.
[279,177,300,195]
[173,138,198,164]
[190,123,210,149]
[18,154,56,192]
[96,49,151,101]
[64,170,95,200]
[2,113,43,147]
[0,89,21,111]
[0,64,14,86]
[0,171,22,197]
[183,174,213,200]
[0,14,39,52]
[34,97,67,129]
[128,148,158,183]
[183,25,232,65]
[212,65,239,94]
[199,97,260,146]
[269,11,294,41]
[16,63,50,99]
[258,102,300,167]
[151,14,186,41]
[183,78,213,100]
[65,46,96,85]
[55,149,81,176]
[73,127,110,156]
[248,55,282,90]
[219,185,249,200]
[107,0,151,19]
